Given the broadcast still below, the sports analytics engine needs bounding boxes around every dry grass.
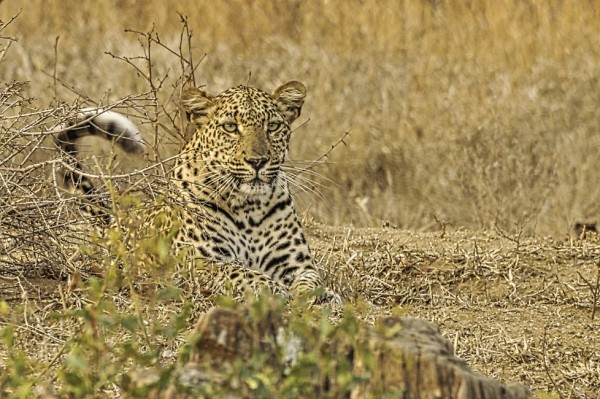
[2,0,600,234]
[1,0,600,397]
[309,223,600,397]
[2,222,599,397]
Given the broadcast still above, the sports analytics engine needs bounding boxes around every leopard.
[56,81,330,301]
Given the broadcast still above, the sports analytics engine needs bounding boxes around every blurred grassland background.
[1,0,600,236]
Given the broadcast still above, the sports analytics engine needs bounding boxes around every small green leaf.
[121,315,138,332]
[65,352,88,372]
[156,286,182,301]
[0,326,15,347]
[0,300,10,315]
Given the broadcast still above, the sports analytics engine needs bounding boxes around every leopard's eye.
[267,122,282,133]
[222,122,238,133]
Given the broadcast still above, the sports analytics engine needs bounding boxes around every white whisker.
[281,164,337,187]
[279,172,328,204]
[280,168,336,193]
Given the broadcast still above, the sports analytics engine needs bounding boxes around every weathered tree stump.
[351,317,531,399]
[139,306,530,398]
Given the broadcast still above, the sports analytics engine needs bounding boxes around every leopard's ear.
[272,81,306,124]
[181,87,215,125]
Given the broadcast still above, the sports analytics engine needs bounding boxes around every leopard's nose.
[245,156,269,171]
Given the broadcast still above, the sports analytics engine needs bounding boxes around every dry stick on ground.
[432,213,452,238]
[577,261,600,321]
[494,216,525,252]
[541,325,560,395]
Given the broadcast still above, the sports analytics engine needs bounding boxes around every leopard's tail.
[55,109,144,217]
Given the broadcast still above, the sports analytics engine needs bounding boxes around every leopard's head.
[180,81,306,199]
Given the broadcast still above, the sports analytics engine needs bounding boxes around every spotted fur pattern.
[57,82,325,299]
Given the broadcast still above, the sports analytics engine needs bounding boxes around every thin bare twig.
[577,261,600,321]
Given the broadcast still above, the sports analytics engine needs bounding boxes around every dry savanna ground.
[1,1,599,397]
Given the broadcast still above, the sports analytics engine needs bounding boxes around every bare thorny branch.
[0,14,352,285]
[287,126,351,186]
